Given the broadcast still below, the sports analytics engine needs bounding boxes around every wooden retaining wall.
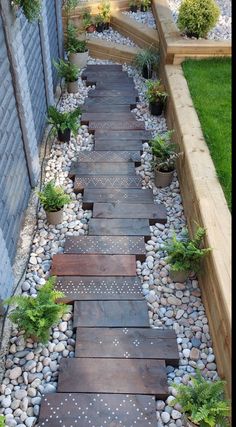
[163,64,231,398]
[151,0,231,64]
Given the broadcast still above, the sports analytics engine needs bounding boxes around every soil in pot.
[149,100,164,116]
[130,5,138,12]
[154,168,174,188]
[96,23,105,32]
[46,209,64,225]
[67,80,79,93]
[57,128,71,142]
[169,269,190,283]
[69,51,89,68]
[142,65,153,79]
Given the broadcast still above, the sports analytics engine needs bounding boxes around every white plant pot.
[46,209,63,225]
[67,80,79,93]
[69,51,89,69]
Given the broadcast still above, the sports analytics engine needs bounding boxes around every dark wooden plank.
[88,219,150,237]
[64,236,146,259]
[85,76,133,86]
[94,130,151,141]
[81,112,137,123]
[93,202,167,224]
[84,97,137,107]
[84,64,123,71]
[82,188,153,209]
[75,328,179,365]
[82,104,131,113]
[71,150,141,163]
[71,162,136,176]
[73,300,149,328]
[38,393,157,427]
[57,358,168,397]
[95,139,143,151]
[55,276,143,302]
[51,254,136,276]
[88,90,138,100]
[89,121,145,131]
[74,176,143,191]
[95,82,136,90]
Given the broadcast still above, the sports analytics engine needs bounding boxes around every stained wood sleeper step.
[94,139,143,151]
[74,175,143,191]
[92,202,167,224]
[70,150,141,163]
[70,162,136,176]
[82,188,153,209]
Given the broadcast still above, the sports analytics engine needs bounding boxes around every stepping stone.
[73,300,149,328]
[70,162,136,177]
[82,188,153,209]
[64,235,146,260]
[57,358,168,397]
[84,97,137,108]
[95,139,143,151]
[93,202,167,224]
[88,89,138,99]
[75,327,179,365]
[71,150,141,163]
[82,104,131,113]
[55,276,143,302]
[81,112,137,123]
[88,219,150,238]
[74,176,142,191]
[89,121,145,131]
[94,130,151,140]
[38,393,157,427]
[51,254,136,277]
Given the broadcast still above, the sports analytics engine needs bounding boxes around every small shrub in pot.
[177,0,220,39]
[53,59,79,93]
[134,47,160,79]
[66,23,89,68]
[98,0,111,29]
[146,79,168,115]
[82,9,96,32]
[95,14,106,32]
[47,105,81,142]
[36,180,71,225]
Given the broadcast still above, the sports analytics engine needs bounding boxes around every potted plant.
[98,0,111,29]
[4,277,67,343]
[170,369,231,427]
[82,10,96,33]
[177,0,220,39]
[129,0,139,12]
[37,180,71,225]
[134,47,160,79]
[47,105,81,142]
[146,79,168,115]
[140,0,151,12]
[150,130,182,187]
[95,14,106,32]
[163,226,212,282]
[66,22,89,68]
[53,59,79,93]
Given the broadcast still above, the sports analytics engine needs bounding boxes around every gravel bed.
[122,10,157,29]
[0,58,220,426]
[168,0,231,40]
[89,27,137,47]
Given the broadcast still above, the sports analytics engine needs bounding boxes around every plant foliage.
[150,130,182,172]
[53,59,79,82]
[13,0,42,22]
[4,277,67,344]
[82,9,95,29]
[47,105,81,136]
[63,0,80,12]
[146,80,168,104]
[66,23,88,53]
[0,416,5,427]
[98,0,111,23]
[177,0,220,39]
[140,0,151,11]
[170,369,231,427]
[163,226,212,272]
[134,47,160,75]
[36,180,71,212]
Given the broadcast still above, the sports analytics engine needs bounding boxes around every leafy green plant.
[12,0,42,22]
[98,0,111,23]
[177,0,220,39]
[129,0,139,7]
[4,277,67,343]
[146,80,168,104]
[95,13,105,25]
[140,0,151,11]
[37,180,71,212]
[0,416,5,427]
[63,0,79,12]
[170,369,230,427]
[150,130,183,172]
[47,105,81,137]
[66,23,88,53]
[53,59,79,82]
[82,9,95,30]
[134,47,160,76]
[163,226,212,272]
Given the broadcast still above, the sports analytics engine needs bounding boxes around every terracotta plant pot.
[86,24,96,33]
[169,269,190,283]
[154,168,174,187]
[67,80,79,93]
[46,209,63,225]
[142,65,153,79]
[149,100,164,116]
[69,51,89,68]
[57,128,71,142]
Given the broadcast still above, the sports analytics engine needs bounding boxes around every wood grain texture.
[93,202,167,224]
[88,218,151,237]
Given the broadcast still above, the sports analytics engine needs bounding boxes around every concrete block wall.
[0,1,63,302]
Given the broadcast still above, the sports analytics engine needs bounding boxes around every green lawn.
[182,58,232,210]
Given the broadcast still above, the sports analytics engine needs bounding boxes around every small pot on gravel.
[57,128,71,143]
[169,269,190,282]
[46,209,64,225]
[36,180,71,226]
[154,167,174,187]
[67,79,79,93]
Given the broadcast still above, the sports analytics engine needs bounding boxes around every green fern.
[47,105,81,136]
[170,369,230,427]
[36,180,71,212]
[4,277,67,344]
[53,59,79,82]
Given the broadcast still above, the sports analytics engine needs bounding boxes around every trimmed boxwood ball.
[177,0,220,39]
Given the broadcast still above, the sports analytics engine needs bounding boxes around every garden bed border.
[162,64,231,398]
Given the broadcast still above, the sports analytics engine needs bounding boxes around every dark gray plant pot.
[169,269,190,283]
[154,168,174,187]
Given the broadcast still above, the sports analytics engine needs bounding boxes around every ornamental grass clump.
[177,0,220,39]
[4,277,67,343]
[170,369,231,427]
